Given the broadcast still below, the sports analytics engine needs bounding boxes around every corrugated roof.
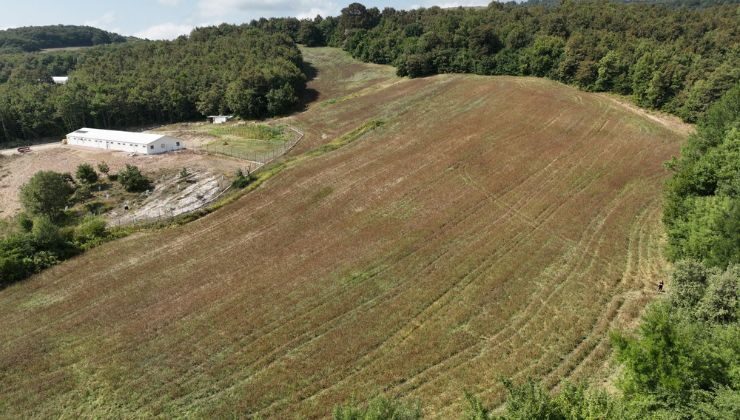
[68,128,167,145]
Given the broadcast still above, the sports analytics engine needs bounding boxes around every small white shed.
[207,115,234,124]
[66,128,184,155]
[52,76,69,85]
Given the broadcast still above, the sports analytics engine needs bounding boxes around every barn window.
[176,142,180,146]
[150,145,154,149]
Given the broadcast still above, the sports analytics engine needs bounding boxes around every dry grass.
[0,47,684,418]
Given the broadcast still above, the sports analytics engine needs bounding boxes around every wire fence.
[191,126,304,164]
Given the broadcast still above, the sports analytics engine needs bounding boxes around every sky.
[0,0,491,40]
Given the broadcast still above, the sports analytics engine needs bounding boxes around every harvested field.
[0,47,687,418]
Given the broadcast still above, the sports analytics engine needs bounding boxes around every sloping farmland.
[0,48,686,418]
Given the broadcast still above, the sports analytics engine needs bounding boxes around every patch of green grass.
[206,124,287,142]
[201,124,290,160]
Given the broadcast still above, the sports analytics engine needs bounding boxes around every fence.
[192,125,304,165]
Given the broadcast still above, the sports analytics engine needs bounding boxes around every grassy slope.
[0,48,685,418]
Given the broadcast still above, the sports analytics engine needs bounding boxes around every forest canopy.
[0,25,306,145]
[251,1,738,123]
[0,25,128,53]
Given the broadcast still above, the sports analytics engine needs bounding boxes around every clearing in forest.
[0,47,688,418]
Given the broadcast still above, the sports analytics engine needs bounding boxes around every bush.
[71,183,93,203]
[333,395,422,420]
[75,163,98,184]
[97,161,110,176]
[118,164,151,192]
[465,380,627,420]
[19,171,75,221]
[74,216,107,249]
[669,259,711,310]
[232,168,254,189]
[611,302,735,407]
[696,265,739,324]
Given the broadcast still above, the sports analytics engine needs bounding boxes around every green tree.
[611,302,734,406]
[75,163,99,184]
[118,164,151,192]
[19,171,75,220]
[696,265,739,324]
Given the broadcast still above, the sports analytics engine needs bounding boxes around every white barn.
[66,128,184,155]
[207,115,233,124]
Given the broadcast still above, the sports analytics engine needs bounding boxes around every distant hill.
[0,25,128,53]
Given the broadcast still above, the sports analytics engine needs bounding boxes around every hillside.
[0,25,127,53]
[0,48,688,418]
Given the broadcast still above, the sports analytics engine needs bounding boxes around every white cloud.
[197,0,338,19]
[134,23,194,40]
[84,11,116,29]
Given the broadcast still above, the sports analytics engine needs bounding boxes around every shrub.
[232,168,254,189]
[71,183,93,203]
[74,216,107,249]
[19,171,75,220]
[118,164,151,192]
[75,163,98,184]
[97,161,110,176]
[333,395,422,420]
[669,259,710,310]
[696,265,739,324]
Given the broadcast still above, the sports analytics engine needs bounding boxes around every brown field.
[0,48,688,418]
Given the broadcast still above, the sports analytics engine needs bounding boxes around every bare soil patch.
[0,146,248,218]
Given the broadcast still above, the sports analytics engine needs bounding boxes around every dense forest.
[0,26,306,145]
[252,1,738,123]
[0,25,128,53]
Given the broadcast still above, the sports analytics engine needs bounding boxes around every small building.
[52,76,69,85]
[66,128,184,155]
[207,115,234,124]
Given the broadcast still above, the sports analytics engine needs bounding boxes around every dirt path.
[601,94,695,137]
[0,141,63,157]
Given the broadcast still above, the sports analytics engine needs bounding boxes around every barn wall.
[67,136,150,154]
[66,135,183,155]
[149,137,184,154]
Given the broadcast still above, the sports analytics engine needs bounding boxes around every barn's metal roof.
[68,128,170,145]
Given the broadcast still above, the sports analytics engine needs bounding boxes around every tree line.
[0,25,307,145]
[0,25,128,53]
[252,1,738,123]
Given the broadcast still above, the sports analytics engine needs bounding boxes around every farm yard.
[0,144,250,220]
[0,47,690,418]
